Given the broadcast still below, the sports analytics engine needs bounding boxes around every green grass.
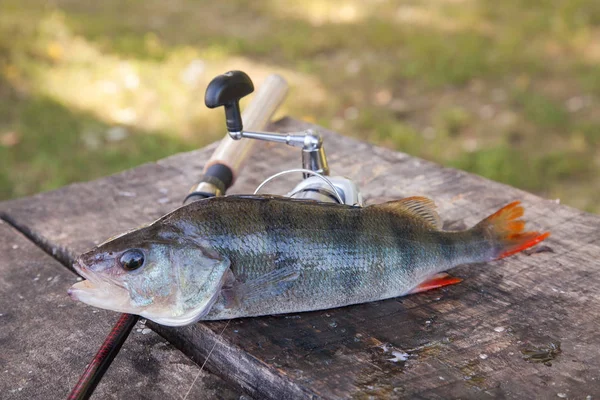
[1,0,599,212]
[0,95,196,199]
[450,146,593,192]
[511,90,570,130]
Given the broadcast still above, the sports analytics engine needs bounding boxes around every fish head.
[68,223,230,326]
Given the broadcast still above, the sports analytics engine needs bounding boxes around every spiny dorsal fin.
[375,196,442,229]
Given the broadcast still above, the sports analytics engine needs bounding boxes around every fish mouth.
[68,259,132,313]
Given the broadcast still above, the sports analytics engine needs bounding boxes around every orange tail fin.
[475,201,550,260]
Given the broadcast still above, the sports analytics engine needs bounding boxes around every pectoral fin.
[238,267,300,304]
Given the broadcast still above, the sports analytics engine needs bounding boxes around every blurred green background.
[0,0,599,212]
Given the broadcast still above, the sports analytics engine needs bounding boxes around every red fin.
[476,201,550,260]
[409,273,463,294]
[497,231,551,259]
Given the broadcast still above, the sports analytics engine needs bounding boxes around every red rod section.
[67,313,139,400]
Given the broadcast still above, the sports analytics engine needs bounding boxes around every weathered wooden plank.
[0,220,240,400]
[2,118,599,399]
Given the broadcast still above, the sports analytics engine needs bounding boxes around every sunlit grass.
[6,11,327,137]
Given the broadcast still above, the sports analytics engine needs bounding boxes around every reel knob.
[205,70,254,133]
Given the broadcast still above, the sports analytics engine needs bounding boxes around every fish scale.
[196,197,470,320]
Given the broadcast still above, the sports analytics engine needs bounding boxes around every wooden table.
[2,118,599,399]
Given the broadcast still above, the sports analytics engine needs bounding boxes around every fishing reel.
[204,70,363,206]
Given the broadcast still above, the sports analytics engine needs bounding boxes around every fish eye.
[119,249,145,271]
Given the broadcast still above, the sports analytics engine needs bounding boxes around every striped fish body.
[198,196,475,319]
[70,195,548,326]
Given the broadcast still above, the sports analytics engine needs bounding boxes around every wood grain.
[2,118,599,399]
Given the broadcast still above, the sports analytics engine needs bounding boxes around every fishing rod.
[68,69,366,399]
[66,71,552,400]
[67,73,289,400]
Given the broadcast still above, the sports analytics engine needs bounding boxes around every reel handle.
[205,70,254,132]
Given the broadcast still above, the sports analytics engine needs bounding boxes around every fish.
[68,195,549,326]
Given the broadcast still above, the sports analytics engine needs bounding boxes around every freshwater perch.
[69,195,549,326]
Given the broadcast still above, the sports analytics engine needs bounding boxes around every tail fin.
[474,201,550,260]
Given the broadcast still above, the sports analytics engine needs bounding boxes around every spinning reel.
[188,70,363,207]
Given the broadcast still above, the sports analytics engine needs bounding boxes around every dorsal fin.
[374,196,442,229]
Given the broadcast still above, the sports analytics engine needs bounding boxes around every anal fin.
[408,273,462,294]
